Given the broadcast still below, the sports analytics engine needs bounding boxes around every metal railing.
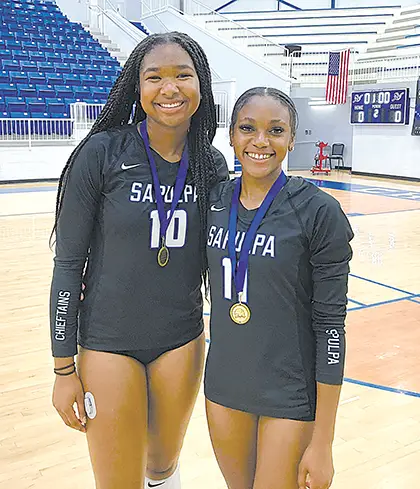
[0,118,75,149]
[141,0,290,79]
[289,52,420,85]
[89,0,145,41]
[0,79,234,148]
[140,1,420,86]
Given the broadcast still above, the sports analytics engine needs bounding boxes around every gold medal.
[157,238,169,267]
[230,302,251,325]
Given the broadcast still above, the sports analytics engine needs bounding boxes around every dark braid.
[51,32,219,287]
[230,87,299,139]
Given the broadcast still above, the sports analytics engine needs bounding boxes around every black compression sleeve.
[49,136,104,357]
[309,195,354,385]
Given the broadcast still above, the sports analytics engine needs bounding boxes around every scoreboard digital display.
[350,89,410,125]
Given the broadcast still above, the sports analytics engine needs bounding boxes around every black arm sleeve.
[309,195,354,385]
[49,137,104,357]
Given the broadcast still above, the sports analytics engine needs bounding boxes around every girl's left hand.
[297,442,334,489]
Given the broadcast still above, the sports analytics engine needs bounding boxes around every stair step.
[366,44,399,52]
[377,34,406,42]
[400,6,420,16]
[394,14,420,24]
[385,23,418,33]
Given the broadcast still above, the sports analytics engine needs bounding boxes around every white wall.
[0,146,75,182]
[289,80,420,179]
[0,127,234,182]
[289,98,353,170]
[54,0,89,23]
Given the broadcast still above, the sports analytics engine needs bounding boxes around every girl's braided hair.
[52,32,220,286]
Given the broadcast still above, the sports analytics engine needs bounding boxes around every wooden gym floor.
[0,170,419,489]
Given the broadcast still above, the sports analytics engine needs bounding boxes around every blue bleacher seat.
[28,72,46,84]
[9,71,27,83]
[38,87,55,99]
[45,52,62,63]
[12,50,30,61]
[79,74,97,86]
[8,100,27,112]
[0,49,13,60]
[2,60,20,71]
[18,87,37,98]
[28,100,46,114]
[37,62,54,73]
[0,84,18,97]
[47,100,66,115]
[28,52,45,62]
[0,72,10,84]
[0,0,123,119]
[20,61,38,72]
[73,87,90,99]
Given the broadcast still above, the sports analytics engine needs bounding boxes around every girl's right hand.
[52,373,87,433]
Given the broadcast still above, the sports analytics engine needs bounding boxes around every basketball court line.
[2,178,420,201]
[308,179,420,201]
[0,185,57,194]
[347,298,367,307]
[343,378,420,399]
[347,294,420,311]
[0,211,55,218]
[349,273,417,296]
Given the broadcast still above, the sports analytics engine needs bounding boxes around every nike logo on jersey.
[121,162,141,170]
[210,205,226,212]
[148,482,165,488]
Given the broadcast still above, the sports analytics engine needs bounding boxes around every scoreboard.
[350,89,410,125]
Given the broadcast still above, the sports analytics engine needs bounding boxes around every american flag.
[326,50,351,105]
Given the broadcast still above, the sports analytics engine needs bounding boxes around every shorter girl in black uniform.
[205,88,353,489]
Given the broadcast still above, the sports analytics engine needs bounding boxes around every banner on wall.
[412,77,420,136]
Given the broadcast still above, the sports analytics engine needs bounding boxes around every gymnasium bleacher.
[363,3,420,56]
[0,0,122,122]
[199,6,401,53]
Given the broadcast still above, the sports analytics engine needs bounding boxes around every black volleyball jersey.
[205,177,353,420]
[50,124,228,357]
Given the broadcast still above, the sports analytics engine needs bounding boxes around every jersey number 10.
[150,209,187,248]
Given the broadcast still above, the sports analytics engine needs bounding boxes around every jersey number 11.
[222,257,249,302]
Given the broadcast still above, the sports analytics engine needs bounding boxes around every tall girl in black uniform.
[205,88,353,489]
[49,32,228,489]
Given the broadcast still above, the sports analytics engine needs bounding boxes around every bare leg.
[77,347,148,489]
[146,333,206,481]
[253,417,314,489]
[205,399,258,489]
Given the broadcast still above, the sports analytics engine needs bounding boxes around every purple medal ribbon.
[140,120,189,247]
[228,171,287,302]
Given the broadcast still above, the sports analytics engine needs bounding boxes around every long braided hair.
[230,87,299,139]
[52,32,219,286]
